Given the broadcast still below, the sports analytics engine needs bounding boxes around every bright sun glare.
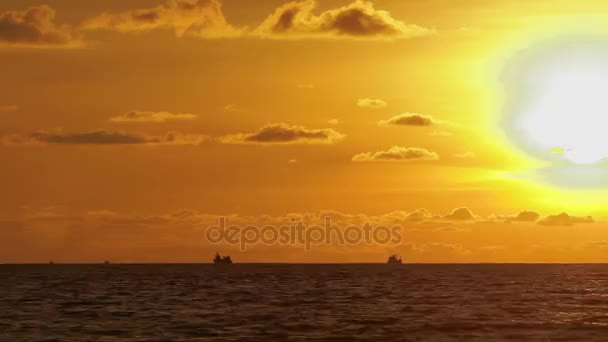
[502,37,608,165]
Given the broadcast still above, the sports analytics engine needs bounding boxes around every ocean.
[2,264,608,341]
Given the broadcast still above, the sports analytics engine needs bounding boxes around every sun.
[520,64,608,164]
[501,37,608,165]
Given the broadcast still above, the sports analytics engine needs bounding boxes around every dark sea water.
[2,264,608,341]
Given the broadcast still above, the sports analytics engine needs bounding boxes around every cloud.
[379,113,443,127]
[538,212,595,226]
[453,151,476,159]
[0,5,78,47]
[357,98,387,109]
[486,210,542,223]
[4,130,207,146]
[2,134,42,146]
[255,0,432,40]
[5,207,597,232]
[407,208,433,222]
[4,206,606,263]
[444,207,476,221]
[0,105,18,112]
[109,111,197,123]
[352,146,438,162]
[511,210,541,222]
[220,123,345,145]
[327,118,339,125]
[83,0,243,39]
[222,104,239,112]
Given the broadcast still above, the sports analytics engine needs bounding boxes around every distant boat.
[387,254,403,264]
[49,261,55,265]
[104,261,110,265]
[213,252,233,264]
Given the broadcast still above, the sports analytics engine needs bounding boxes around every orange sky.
[2,0,608,263]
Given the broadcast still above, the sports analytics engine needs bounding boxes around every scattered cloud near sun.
[352,146,438,162]
[220,123,345,145]
[378,113,456,128]
[511,211,541,222]
[489,210,541,223]
[444,207,477,221]
[537,212,595,226]
[484,211,594,226]
[453,151,476,159]
[0,5,79,47]
[357,98,387,109]
[255,0,432,40]
[82,0,243,39]
[3,131,207,146]
[109,111,198,123]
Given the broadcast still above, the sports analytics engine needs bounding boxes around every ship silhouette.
[213,252,233,264]
[387,254,403,264]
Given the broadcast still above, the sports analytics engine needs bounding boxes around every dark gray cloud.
[221,123,345,144]
[511,210,541,222]
[407,208,433,222]
[357,98,387,109]
[444,207,476,220]
[109,111,198,123]
[0,5,76,47]
[4,131,207,146]
[538,212,595,226]
[485,210,541,223]
[32,131,150,145]
[83,0,242,38]
[379,113,436,127]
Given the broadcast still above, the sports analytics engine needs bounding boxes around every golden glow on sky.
[3,0,608,262]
